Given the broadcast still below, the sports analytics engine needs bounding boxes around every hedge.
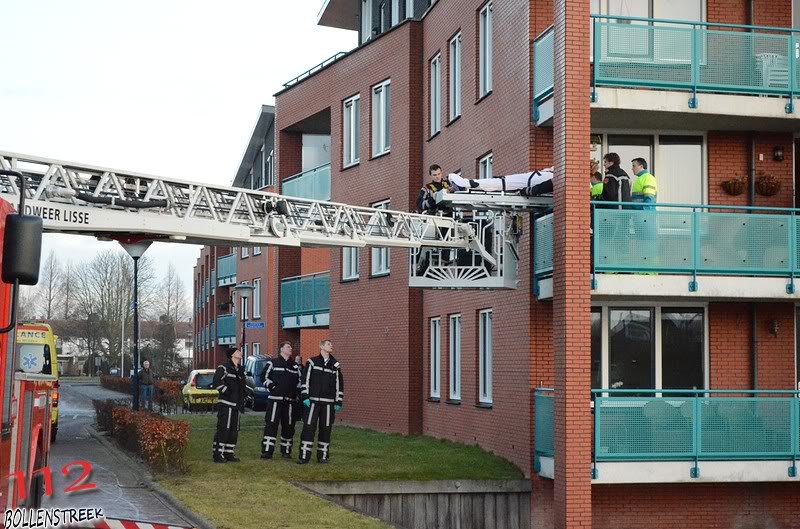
[99,375,182,414]
[93,399,190,473]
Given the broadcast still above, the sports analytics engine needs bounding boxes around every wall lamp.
[773,146,785,162]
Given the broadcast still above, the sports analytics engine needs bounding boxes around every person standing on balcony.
[259,341,302,460]
[630,157,657,207]
[212,346,246,463]
[590,160,604,199]
[598,153,631,205]
[298,339,344,464]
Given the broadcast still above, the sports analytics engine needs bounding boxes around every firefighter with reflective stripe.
[298,339,344,464]
[259,341,301,459]
[211,347,246,463]
[416,164,450,214]
[630,157,657,207]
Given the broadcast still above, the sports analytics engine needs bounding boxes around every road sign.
[245,321,265,329]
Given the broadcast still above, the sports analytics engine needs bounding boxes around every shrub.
[100,375,132,394]
[92,399,128,432]
[154,380,182,414]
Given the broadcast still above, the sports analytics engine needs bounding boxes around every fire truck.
[0,150,546,513]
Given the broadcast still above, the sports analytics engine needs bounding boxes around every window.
[371,200,391,275]
[592,305,707,393]
[361,0,373,43]
[391,0,400,25]
[380,2,388,31]
[372,80,391,156]
[253,246,262,256]
[241,247,249,258]
[406,0,414,19]
[479,2,493,97]
[479,309,493,404]
[257,146,264,188]
[449,314,461,400]
[342,247,360,280]
[430,318,441,399]
[253,278,261,319]
[240,282,249,320]
[248,168,254,190]
[265,150,275,187]
[479,153,493,179]
[448,33,462,121]
[343,95,361,167]
[430,54,442,136]
[242,343,248,356]
[252,342,261,356]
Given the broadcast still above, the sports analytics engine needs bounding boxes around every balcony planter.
[755,174,781,197]
[720,177,747,196]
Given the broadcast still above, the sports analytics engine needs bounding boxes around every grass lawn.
[157,414,522,529]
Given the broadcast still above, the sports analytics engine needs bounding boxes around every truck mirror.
[2,213,43,286]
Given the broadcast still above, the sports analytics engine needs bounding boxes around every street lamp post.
[121,240,152,411]
[233,283,255,354]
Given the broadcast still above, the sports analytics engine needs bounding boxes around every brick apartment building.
[196,0,800,527]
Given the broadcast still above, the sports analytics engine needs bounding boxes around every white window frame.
[258,145,265,188]
[240,281,249,321]
[242,343,248,356]
[479,152,493,179]
[593,303,709,395]
[448,33,462,121]
[252,342,261,356]
[342,247,360,280]
[371,200,391,275]
[430,54,442,136]
[391,0,400,25]
[372,80,391,156]
[430,317,441,399]
[380,2,388,31]
[265,150,275,187]
[406,0,414,19]
[252,278,261,319]
[253,246,262,256]
[449,314,461,401]
[241,246,249,258]
[479,309,493,404]
[361,0,373,43]
[343,95,361,168]
[479,2,493,97]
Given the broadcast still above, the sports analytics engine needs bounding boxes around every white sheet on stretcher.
[447,170,553,192]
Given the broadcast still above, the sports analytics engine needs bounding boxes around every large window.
[241,247,249,258]
[479,2,493,97]
[253,246,262,256]
[449,314,461,400]
[372,80,391,156]
[406,0,414,18]
[342,247,359,280]
[479,309,493,404]
[371,200,390,275]
[343,95,361,167]
[430,317,441,399]
[448,33,462,121]
[252,342,261,356]
[361,0,373,44]
[592,305,706,392]
[380,1,388,31]
[479,152,493,179]
[391,0,400,25]
[264,150,275,187]
[430,54,442,136]
[252,278,261,319]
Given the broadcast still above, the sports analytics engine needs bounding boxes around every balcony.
[535,389,800,484]
[282,163,331,202]
[533,203,800,300]
[216,314,236,346]
[533,16,800,129]
[280,272,330,329]
[217,254,237,287]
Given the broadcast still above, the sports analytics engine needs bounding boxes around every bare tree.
[159,263,190,323]
[18,286,37,322]
[59,260,76,319]
[37,250,62,320]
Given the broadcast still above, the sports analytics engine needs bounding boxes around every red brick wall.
[236,248,274,356]
[300,248,330,276]
[706,0,791,26]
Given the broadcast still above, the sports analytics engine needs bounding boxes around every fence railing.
[217,253,237,286]
[280,272,330,323]
[282,163,331,202]
[532,15,800,119]
[533,202,800,294]
[216,314,236,340]
[533,388,800,478]
[282,52,347,89]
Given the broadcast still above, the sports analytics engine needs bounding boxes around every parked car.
[181,369,218,412]
[244,354,270,411]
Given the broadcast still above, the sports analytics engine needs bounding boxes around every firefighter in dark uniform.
[415,164,450,214]
[211,347,246,463]
[259,341,301,459]
[298,339,344,464]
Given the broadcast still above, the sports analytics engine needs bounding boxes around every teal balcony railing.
[533,15,800,119]
[533,203,800,294]
[217,253,237,286]
[216,314,236,341]
[280,272,330,325]
[282,164,331,202]
[533,389,554,472]
[210,320,216,344]
[533,389,800,478]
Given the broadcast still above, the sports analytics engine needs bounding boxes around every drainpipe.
[748,0,755,29]
[750,132,759,391]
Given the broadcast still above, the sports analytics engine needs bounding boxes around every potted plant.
[755,173,781,197]
[720,176,747,196]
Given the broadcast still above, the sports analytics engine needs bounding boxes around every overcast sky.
[0,0,355,297]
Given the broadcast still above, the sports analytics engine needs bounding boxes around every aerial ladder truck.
[0,150,550,512]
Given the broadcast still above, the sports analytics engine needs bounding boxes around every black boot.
[261,453,273,460]
[297,458,310,465]
[224,453,240,462]
[213,455,226,463]
[281,451,292,460]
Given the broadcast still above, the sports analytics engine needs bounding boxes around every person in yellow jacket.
[630,158,657,208]
[590,159,604,199]
[630,157,658,272]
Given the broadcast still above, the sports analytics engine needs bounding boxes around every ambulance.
[16,323,60,442]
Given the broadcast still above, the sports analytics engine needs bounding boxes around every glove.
[335,404,342,412]
[303,398,311,408]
